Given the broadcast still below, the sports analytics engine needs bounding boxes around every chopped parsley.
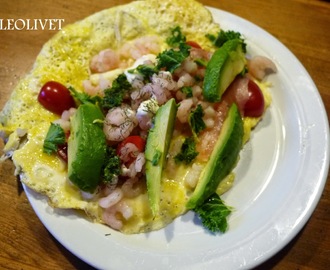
[189,104,206,137]
[133,64,159,81]
[174,137,199,164]
[102,73,132,109]
[166,26,187,47]
[102,147,121,183]
[181,86,193,98]
[194,193,232,233]
[43,123,66,155]
[156,42,191,73]
[68,86,102,105]
[206,30,247,53]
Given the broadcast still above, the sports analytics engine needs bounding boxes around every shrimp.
[121,176,144,198]
[136,99,159,130]
[140,83,170,105]
[177,98,194,124]
[247,55,277,80]
[102,207,123,230]
[151,71,177,91]
[130,71,175,108]
[176,72,195,88]
[90,48,121,73]
[53,108,76,132]
[119,36,161,60]
[102,200,133,230]
[103,104,138,142]
[99,188,123,209]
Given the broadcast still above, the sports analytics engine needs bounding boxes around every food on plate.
[0,0,277,234]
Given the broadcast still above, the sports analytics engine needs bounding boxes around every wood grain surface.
[0,0,329,269]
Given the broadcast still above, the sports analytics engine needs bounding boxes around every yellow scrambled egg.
[0,0,272,234]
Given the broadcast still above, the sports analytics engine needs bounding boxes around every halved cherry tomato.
[186,41,202,49]
[244,79,265,117]
[38,81,76,115]
[116,136,146,164]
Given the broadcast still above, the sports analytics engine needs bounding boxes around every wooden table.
[0,0,329,269]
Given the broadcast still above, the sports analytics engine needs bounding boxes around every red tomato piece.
[244,79,265,117]
[117,136,146,155]
[186,41,202,49]
[116,136,146,164]
[38,81,76,115]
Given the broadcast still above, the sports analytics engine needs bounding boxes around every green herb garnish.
[181,86,193,98]
[174,137,199,164]
[189,104,206,137]
[43,123,66,154]
[102,147,121,183]
[102,73,132,109]
[156,42,190,73]
[68,86,102,105]
[206,30,247,53]
[194,193,232,233]
[166,26,187,47]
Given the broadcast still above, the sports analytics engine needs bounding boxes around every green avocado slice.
[203,39,246,102]
[186,103,244,209]
[68,103,107,193]
[145,98,178,215]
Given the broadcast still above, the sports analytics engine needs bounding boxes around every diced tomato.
[186,41,202,49]
[116,136,146,164]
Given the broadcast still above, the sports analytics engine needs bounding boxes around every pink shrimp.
[119,36,161,60]
[103,104,138,142]
[247,55,277,80]
[90,48,121,73]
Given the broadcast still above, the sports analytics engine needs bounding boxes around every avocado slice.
[145,98,177,215]
[186,103,244,209]
[68,103,107,193]
[203,39,246,102]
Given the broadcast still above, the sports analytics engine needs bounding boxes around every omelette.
[0,0,276,234]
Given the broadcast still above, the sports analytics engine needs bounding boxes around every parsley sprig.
[189,104,206,138]
[102,73,132,109]
[194,193,232,233]
[206,30,247,53]
[174,137,199,164]
[43,123,66,154]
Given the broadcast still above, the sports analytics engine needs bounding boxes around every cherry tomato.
[38,81,76,115]
[186,41,202,49]
[117,136,146,163]
[244,79,265,117]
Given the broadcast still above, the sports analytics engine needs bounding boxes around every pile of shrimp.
[80,36,215,229]
[62,35,276,230]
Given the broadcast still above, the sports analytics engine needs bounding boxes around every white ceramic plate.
[24,7,329,270]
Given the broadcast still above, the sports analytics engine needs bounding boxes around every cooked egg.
[0,0,272,234]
